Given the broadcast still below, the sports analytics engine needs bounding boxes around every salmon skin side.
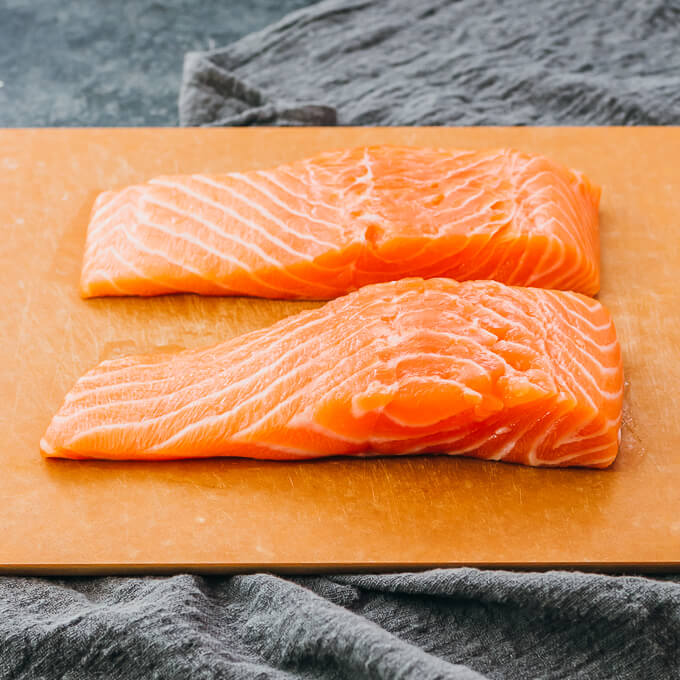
[80,146,601,300]
[42,278,623,468]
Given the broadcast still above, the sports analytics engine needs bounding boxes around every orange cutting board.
[1,127,678,574]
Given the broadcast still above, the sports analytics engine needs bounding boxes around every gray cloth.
[4,1,680,678]
[179,0,680,126]
[2,570,679,679]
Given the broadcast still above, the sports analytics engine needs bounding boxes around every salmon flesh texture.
[80,146,601,299]
[42,278,623,468]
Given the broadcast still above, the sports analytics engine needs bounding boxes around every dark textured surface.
[0,0,316,126]
[180,0,680,126]
[3,0,680,678]
[2,570,679,679]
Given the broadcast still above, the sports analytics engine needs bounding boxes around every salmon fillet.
[42,278,623,467]
[80,146,601,299]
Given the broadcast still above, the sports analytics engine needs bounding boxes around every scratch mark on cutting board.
[12,289,32,364]
[9,289,33,428]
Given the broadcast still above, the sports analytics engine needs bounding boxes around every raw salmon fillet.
[80,146,601,299]
[42,278,623,467]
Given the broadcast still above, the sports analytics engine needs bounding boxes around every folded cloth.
[2,569,679,679]
[180,0,680,127]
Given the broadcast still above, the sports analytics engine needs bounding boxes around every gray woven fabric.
[179,0,680,126]
[2,570,679,679]
[3,0,680,678]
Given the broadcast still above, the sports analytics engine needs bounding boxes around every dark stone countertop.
[0,0,316,126]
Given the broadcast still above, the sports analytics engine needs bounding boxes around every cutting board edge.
[2,561,679,576]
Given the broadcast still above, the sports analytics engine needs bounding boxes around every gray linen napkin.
[2,569,679,679]
[180,0,680,127]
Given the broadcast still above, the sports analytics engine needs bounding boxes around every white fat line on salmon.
[520,169,592,245]
[56,311,340,419]
[545,295,620,351]
[350,376,488,423]
[138,195,345,294]
[255,168,346,217]
[519,407,572,467]
[548,442,617,466]
[86,189,144,239]
[502,233,537,286]
[522,233,565,288]
[558,413,623,446]
[226,318,517,441]
[352,218,498,278]
[487,414,545,463]
[221,171,344,233]
[283,412,480,449]
[56,299,358,419]
[426,190,495,221]
[552,292,616,330]
[533,295,605,405]
[141,324,397,453]
[278,331,547,437]
[191,174,340,249]
[118,219,237,293]
[540,301,618,374]
[61,291,414,445]
[129,217,291,296]
[352,207,507,276]
[455,228,516,282]
[392,149,507,189]
[88,187,136,225]
[104,247,161,292]
[540,246,588,293]
[82,265,129,294]
[150,177,334,266]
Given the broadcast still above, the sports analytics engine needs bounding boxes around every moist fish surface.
[80,146,601,299]
[42,278,623,467]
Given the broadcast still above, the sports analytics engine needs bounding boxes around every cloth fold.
[179,0,680,127]
[2,570,679,679]
[181,51,337,126]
